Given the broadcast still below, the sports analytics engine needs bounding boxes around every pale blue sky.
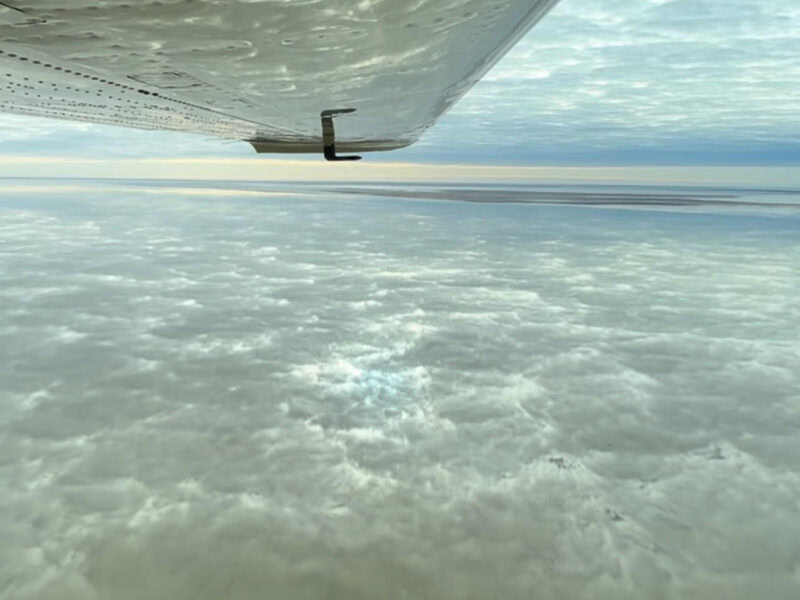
[0,0,797,166]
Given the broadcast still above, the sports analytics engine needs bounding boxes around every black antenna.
[320,109,362,161]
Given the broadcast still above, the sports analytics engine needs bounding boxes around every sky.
[0,0,798,174]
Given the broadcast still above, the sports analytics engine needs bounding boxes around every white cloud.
[1,181,799,598]
[421,0,800,163]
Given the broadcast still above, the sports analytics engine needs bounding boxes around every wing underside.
[0,0,559,154]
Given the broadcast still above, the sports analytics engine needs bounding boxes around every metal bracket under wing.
[321,109,362,161]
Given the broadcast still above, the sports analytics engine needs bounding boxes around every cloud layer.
[418,0,800,163]
[1,181,799,598]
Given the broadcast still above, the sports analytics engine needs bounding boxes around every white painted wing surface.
[0,0,559,154]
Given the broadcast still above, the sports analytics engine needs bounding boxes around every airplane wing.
[0,0,559,159]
